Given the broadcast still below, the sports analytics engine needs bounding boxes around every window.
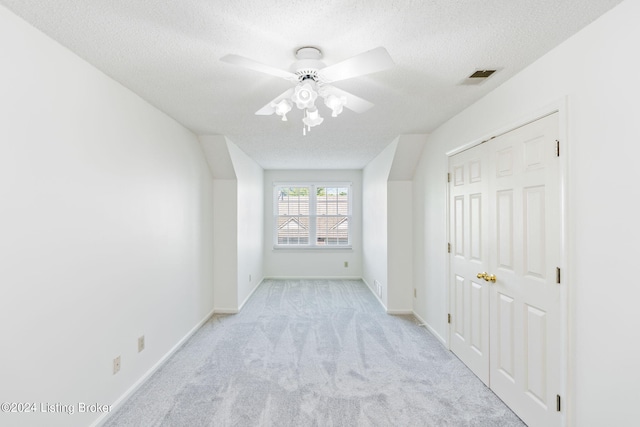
[274,183,351,248]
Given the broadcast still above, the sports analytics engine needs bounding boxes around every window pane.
[316,187,327,215]
[277,216,309,245]
[316,216,349,246]
[316,186,348,216]
[337,187,349,215]
[277,186,309,216]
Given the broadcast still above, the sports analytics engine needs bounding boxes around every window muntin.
[274,183,351,248]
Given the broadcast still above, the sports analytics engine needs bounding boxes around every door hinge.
[447,173,451,183]
[556,140,560,157]
[447,243,451,253]
[556,394,561,412]
[448,313,451,324]
[556,267,561,284]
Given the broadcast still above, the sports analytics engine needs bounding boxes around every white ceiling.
[1,0,622,169]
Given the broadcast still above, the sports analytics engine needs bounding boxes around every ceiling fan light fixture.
[271,99,292,121]
[303,107,324,128]
[222,46,394,135]
[324,94,347,117]
[292,82,318,109]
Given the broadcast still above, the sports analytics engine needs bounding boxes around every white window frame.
[273,182,352,249]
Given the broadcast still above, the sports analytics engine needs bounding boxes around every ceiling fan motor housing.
[291,46,325,80]
[295,68,320,82]
[291,61,325,79]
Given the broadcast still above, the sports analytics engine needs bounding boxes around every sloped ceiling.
[0,0,623,169]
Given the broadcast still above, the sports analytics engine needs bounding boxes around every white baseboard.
[91,307,215,427]
[361,278,388,312]
[387,309,413,315]
[238,277,264,311]
[264,276,363,280]
[212,277,265,314]
[412,310,448,348]
[212,308,239,314]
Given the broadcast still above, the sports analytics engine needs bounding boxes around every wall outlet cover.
[113,356,121,374]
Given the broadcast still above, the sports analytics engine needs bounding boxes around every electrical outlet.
[414,288,417,298]
[138,335,145,353]
[113,356,121,375]
[249,274,252,282]
[344,261,348,268]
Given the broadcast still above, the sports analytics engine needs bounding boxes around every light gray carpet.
[104,279,525,426]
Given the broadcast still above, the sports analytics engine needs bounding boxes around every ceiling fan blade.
[255,88,295,115]
[318,47,394,83]
[220,54,297,81]
[324,86,374,113]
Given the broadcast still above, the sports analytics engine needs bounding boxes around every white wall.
[0,6,214,427]
[362,139,397,306]
[264,169,362,278]
[201,136,264,313]
[212,180,238,311]
[412,148,447,343]
[412,0,640,424]
[387,181,413,312]
[363,135,424,312]
[226,140,264,307]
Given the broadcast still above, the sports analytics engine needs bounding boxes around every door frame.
[445,98,570,426]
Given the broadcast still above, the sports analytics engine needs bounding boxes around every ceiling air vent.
[469,69,496,78]
[460,69,498,85]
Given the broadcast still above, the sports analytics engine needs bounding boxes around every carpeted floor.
[104,279,525,426]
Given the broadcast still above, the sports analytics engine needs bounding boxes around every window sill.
[272,245,353,251]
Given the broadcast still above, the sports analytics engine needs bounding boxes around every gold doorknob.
[477,272,497,283]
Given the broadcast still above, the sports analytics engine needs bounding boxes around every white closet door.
[449,145,490,384]
[488,112,562,427]
[449,112,563,427]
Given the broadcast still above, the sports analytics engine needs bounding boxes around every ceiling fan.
[220,46,394,135]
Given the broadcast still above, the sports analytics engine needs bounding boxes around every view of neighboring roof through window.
[274,183,351,248]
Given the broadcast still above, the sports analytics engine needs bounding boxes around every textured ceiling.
[1,0,623,169]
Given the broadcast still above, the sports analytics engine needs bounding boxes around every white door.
[488,113,561,427]
[449,145,490,385]
[449,113,562,427]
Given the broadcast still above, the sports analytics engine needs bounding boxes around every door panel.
[449,112,562,427]
[525,304,547,407]
[449,146,490,384]
[470,281,483,353]
[524,186,545,277]
[470,193,482,260]
[454,275,465,337]
[497,292,515,381]
[496,190,514,269]
[454,196,464,256]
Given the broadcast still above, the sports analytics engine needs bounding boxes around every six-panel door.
[449,113,562,427]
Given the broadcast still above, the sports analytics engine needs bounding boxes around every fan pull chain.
[302,108,310,136]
